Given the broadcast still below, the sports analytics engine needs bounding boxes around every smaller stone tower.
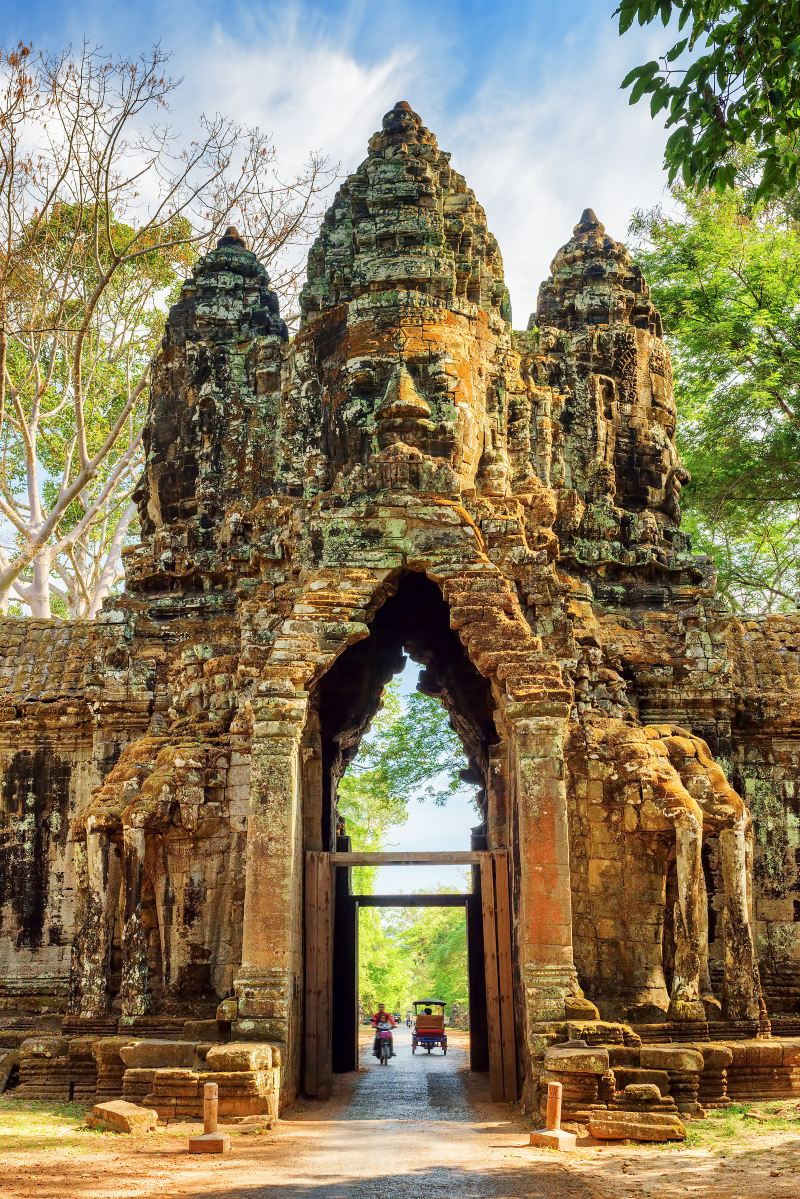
[129,227,288,594]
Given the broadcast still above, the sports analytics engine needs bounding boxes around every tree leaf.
[666,37,689,62]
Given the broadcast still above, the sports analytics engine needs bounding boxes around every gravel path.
[215,1026,594,1199]
[5,1029,798,1199]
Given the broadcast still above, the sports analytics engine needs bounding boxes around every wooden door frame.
[303,850,334,1099]
[303,849,518,1102]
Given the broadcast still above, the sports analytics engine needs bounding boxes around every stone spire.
[300,101,510,323]
[535,210,662,335]
[130,228,288,586]
[161,227,288,347]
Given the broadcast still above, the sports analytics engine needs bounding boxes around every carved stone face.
[639,338,688,520]
[317,302,498,491]
[614,330,688,522]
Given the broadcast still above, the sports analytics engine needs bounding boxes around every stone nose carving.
[375,364,434,450]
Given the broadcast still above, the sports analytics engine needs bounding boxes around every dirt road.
[256,1024,587,1198]
[2,1026,798,1198]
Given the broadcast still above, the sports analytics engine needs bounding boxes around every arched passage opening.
[301,571,515,1096]
[312,571,498,853]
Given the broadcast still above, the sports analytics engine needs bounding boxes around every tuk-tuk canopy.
[412,998,446,1008]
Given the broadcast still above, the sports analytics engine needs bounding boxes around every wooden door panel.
[304,851,333,1098]
[481,851,518,1102]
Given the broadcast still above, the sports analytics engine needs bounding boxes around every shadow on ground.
[8,1159,598,1199]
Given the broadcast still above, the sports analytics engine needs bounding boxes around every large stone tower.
[1,104,799,1114]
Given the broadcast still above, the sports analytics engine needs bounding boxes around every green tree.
[358,907,415,1018]
[0,43,330,617]
[337,676,469,893]
[631,157,800,611]
[617,1,800,198]
[337,671,473,1012]
[392,900,469,1011]
[359,901,470,1019]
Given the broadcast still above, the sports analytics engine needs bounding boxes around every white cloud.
[168,7,674,322]
[171,8,418,183]
[446,25,676,323]
[112,3,676,321]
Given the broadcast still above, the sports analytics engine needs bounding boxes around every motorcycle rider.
[371,1002,397,1059]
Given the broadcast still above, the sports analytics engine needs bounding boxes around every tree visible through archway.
[337,660,476,1020]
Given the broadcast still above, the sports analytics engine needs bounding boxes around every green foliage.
[392,901,469,1010]
[337,675,468,892]
[340,680,465,811]
[631,161,800,611]
[617,1,800,199]
[358,906,415,1016]
[0,1097,110,1153]
[338,670,473,1013]
[0,42,331,616]
[684,1100,800,1147]
[2,201,193,580]
[358,902,469,1016]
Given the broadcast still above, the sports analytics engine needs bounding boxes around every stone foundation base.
[188,1132,231,1153]
[529,1127,576,1151]
[525,964,581,1023]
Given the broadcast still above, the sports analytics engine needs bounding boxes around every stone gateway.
[2,103,800,1116]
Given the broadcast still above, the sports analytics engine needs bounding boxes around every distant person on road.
[371,1002,397,1059]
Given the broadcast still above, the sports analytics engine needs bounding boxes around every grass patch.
[0,1096,110,1154]
[685,1100,800,1150]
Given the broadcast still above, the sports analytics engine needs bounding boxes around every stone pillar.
[234,693,308,1070]
[668,811,705,1022]
[719,822,761,1019]
[697,859,718,1010]
[119,825,152,1018]
[512,712,579,1025]
[68,829,117,1017]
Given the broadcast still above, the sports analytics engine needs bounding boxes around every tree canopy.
[631,154,800,611]
[336,670,474,1014]
[617,1,800,199]
[337,676,469,894]
[0,42,330,617]
[358,902,469,1019]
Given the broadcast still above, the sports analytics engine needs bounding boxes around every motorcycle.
[376,1020,393,1065]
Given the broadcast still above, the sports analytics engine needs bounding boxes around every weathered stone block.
[0,1048,19,1092]
[564,996,600,1021]
[86,1100,158,1134]
[588,1111,686,1142]
[640,1046,703,1074]
[544,1046,609,1074]
[182,1020,224,1041]
[623,1083,661,1102]
[120,1041,201,1069]
[216,998,238,1023]
[205,1042,273,1072]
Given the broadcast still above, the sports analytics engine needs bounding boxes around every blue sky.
[375,658,476,894]
[1,0,677,319]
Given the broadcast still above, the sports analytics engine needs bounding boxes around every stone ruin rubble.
[1,102,800,1134]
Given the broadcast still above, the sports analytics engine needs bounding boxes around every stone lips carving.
[0,102,798,1117]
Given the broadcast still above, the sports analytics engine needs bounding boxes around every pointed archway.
[234,540,577,1106]
[300,572,520,1101]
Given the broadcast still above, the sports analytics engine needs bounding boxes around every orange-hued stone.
[0,103,796,1127]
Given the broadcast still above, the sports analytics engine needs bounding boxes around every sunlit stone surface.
[1,104,800,1122]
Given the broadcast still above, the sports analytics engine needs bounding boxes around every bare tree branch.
[0,40,333,617]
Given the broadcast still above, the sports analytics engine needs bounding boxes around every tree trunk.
[29,547,52,618]
[87,500,135,618]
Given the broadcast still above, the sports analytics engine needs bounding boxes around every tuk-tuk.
[411,998,447,1054]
